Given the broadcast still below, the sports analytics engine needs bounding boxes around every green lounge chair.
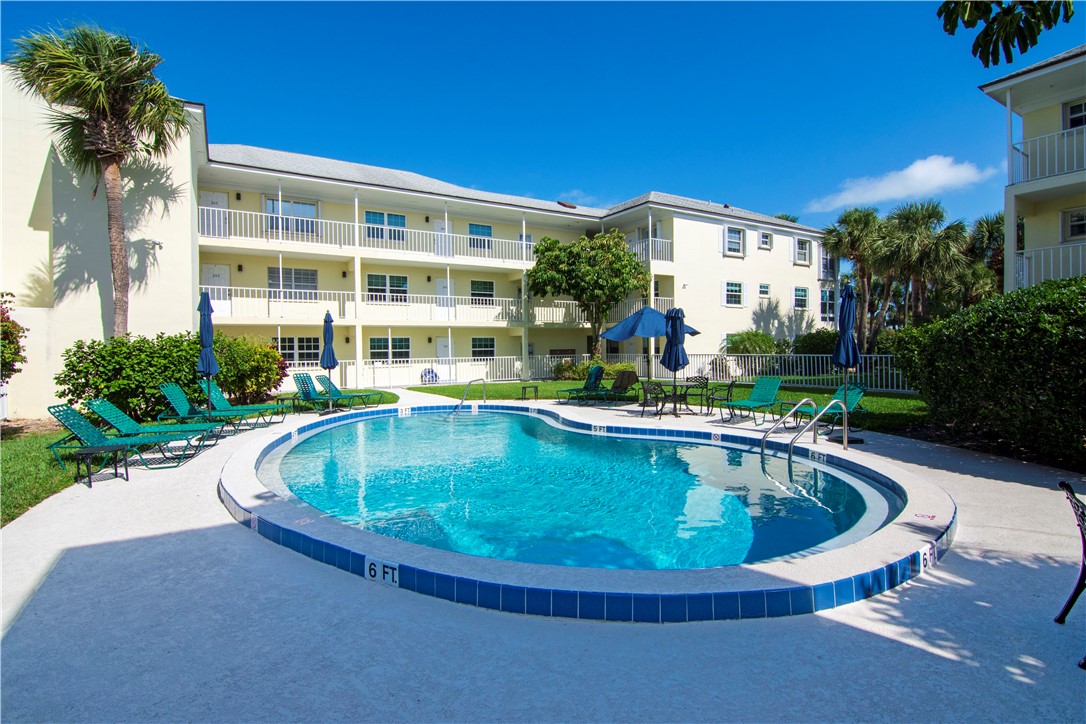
[198,379,288,426]
[315,374,382,409]
[292,373,333,412]
[158,383,250,428]
[557,365,605,405]
[48,404,209,470]
[722,376,782,426]
[86,398,227,440]
[792,383,867,434]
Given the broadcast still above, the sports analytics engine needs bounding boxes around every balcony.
[627,237,674,263]
[200,286,354,320]
[197,207,536,264]
[1014,241,1086,288]
[606,297,674,323]
[1012,128,1085,184]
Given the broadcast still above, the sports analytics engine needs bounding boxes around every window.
[722,281,743,306]
[366,273,408,302]
[471,337,496,358]
[468,223,493,250]
[470,279,495,305]
[274,336,320,364]
[795,238,812,265]
[726,228,744,255]
[518,233,533,244]
[794,287,809,310]
[759,232,773,249]
[1064,207,1086,242]
[265,197,317,235]
[365,211,407,241]
[1066,99,1086,129]
[370,337,410,361]
[759,283,771,298]
[821,288,836,323]
[268,267,318,300]
[820,249,837,280]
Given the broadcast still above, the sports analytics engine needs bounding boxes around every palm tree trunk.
[101,156,129,337]
[856,267,872,352]
[869,275,895,350]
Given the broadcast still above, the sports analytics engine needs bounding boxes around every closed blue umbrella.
[319,311,338,414]
[660,308,694,416]
[831,285,861,448]
[196,291,219,420]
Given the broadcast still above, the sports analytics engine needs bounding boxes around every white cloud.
[805,155,999,213]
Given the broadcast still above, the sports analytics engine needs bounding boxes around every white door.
[199,191,229,238]
[435,336,454,382]
[435,277,454,321]
[434,218,452,256]
[200,264,232,316]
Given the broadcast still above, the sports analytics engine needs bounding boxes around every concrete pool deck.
[2,389,1084,721]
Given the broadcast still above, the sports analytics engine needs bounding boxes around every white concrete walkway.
[2,389,1084,722]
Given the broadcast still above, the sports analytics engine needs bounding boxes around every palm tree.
[937,1,1075,67]
[968,212,1005,291]
[884,201,969,325]
[8,26,188,336]
[820,207,883,352]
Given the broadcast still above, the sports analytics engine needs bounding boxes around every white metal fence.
[310,353,912,393]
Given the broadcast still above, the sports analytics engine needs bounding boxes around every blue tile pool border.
[220,404,957,623]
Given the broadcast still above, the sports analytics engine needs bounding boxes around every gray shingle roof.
[979,43,1086,89]
[208,144,819,232]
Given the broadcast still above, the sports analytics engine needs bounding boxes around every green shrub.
[793,328,839,355]
[895,278,1086,469]
[213,334,288,404]
[552,357,636,380]
[724,330,776,354]
[55,331,287,421]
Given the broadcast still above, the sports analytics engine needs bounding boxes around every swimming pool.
[271,414,902,569]
[221,403,957,622]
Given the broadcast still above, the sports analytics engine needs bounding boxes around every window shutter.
[720,281,727,306]
[741,282,747,307]
[718,227,725,255]
[789,238,796,263]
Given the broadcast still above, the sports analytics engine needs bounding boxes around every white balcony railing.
[627,237,674,262]
[1012,128,1086,184]
[1014,241,1086,288]
[198,207,536,264]
[200,286,354,320]
[606,297,674,323]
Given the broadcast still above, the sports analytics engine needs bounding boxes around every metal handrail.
[788,399,848,460]
[760,398,817,457]
[451,378,487,418]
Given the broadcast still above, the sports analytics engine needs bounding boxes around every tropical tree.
[7,26,189,336]
[820,207,885,352]
[884,201,969,325]
[774,213,800,223]
[526,230,650,357]
[968,211,1006,290]
[938,1,1075,67]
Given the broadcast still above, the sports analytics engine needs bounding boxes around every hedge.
[894,277,1086,469]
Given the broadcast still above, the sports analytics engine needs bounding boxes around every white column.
[1005,89,1014,185]
[1004,192,1018,293]
[277,252,283,318]
[522,213,527,262]
[353,191,359,248]
[353,255,363,384]
[277,181,283,242]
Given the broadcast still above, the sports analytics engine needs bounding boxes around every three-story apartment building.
[981,44,1086,291]
[2,69,835,417]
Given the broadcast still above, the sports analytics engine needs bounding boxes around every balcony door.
[200,263,232,316]
[436,278,454,321]
[199,191,229,238]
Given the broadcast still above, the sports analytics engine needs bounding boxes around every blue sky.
[4,2,1084,230]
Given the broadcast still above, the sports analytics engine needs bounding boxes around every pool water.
[272,413,900,570]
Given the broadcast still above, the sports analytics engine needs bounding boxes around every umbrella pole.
[206,375,213,422]
[842,368,849,450]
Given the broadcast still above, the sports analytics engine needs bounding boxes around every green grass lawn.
[1,424,75,526]
[406,380,927,434]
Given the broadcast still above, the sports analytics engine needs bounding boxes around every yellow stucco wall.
[2,70,198,418]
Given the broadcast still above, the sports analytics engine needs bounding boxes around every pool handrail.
[451,378,487,418]
[788,398,849,459]
[760,398,816,458]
